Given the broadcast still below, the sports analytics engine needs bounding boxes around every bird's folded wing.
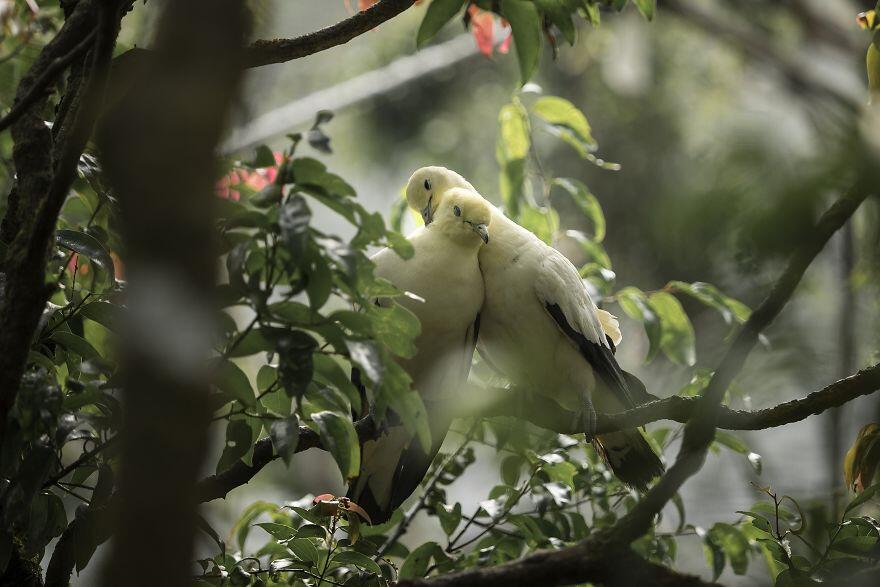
[535,253,636,409]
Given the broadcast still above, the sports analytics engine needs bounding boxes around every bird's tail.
[347,415,450,525]
[594,429,664,491]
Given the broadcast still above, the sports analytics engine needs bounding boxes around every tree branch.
[112,0,417,73]
[398,188,870,586]
[486,362,880,435]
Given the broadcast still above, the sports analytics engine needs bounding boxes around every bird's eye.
[453,205,461,217]
[424,179,432,190]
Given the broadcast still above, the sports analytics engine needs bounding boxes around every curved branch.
[488,363,880,435]
[243,0,417,68]
[112,0,418,73]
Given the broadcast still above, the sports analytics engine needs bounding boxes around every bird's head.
[405,166,475,226]
[431,188,491,246]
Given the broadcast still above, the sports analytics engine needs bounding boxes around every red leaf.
[313,493,336,504]
[341,500,373,525]
[468,5,495,57]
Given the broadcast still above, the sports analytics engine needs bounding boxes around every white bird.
[405,167,663,490]
[348,188,491,523]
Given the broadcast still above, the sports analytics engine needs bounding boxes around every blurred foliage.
[1,1,879,586]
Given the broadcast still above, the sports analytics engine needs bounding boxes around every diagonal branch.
[112,0,418,73]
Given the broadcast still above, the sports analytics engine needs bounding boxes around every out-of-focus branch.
[95,0,248,585]
[485,363,880,434]
[663,0,862,112]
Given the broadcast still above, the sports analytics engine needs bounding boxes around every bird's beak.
[421,196,434,225]
[472,223,489,244]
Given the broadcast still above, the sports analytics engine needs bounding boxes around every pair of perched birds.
[347,167,664,524]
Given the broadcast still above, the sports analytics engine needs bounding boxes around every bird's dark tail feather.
[594,429,665,491]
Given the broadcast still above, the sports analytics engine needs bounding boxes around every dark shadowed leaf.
[312,411,360,480]
[216,419,253,474]
[416,0,468,48]
[502,0,542,84]
[269,414,300,465]
[56,229,115,286]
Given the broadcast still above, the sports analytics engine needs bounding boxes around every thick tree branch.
[0,0,105,442]
[397,540,719,587]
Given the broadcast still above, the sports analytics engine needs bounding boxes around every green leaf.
[845,483,880,515]
[279,195,311,261]
[535,0,576,45]
[633,0,656,20]
[435,503,461,536]
[710,523,750,575]
[648,291,696,366]
[666,281,751,325]
[532,96,595,148]
[416,0,468,48]
[737,510,773,534]
[368,302,422,359]
[48,331,100,360]
[378,361,431,451]
[78,301,122,331]
[277,331,318,398]
[345,340,384,384]
[399,541,440,579]
[231,501,278,552]
[288,537,320,563]
[250,145,276,167]
[552,178,605,241]
[616,286,662,361]
[501,0,542,84]
[269,414,300,465]
[215,359,255,406]
[312,411,360,480]
[332,550,382,575]
[217,419,254,473]
[256,522,297,541]
[496,99,530,218]
[55,229,116,286]
[714,431,749,454]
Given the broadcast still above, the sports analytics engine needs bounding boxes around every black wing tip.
[346,484,394,525]
[594,432,665,491]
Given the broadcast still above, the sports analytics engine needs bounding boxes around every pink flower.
[215,151,283,201]
[467,5,512,57]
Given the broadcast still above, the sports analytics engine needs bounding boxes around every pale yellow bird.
[405,167,663,490]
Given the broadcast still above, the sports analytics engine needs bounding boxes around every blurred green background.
[65,0,880,584]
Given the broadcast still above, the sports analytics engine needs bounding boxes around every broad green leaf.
[250,145,276,167]
[710,523,750,575]
[216,419,254,473]
[378,361,430,450]
[288,537,320,563]
[345,340,384,384]
[78,301,122,330]
[535,0,576,44]
[269,414,300,465]
[435,503,461,536]
[501,0,542,84]
[648,291,696,366]
[55,229,115,286]
[634,0,656,20]
[616,287,661,361]
[312,411,360,480]
[845,483,880,515]
[666,281,751,325]
[552,178,605,241]
[496,99,530,218]
[714,431,749,454]
[416,0,468,48]
[368,302,422,359]
[215,359,255,406]
[532,97,595,148]
[231,501,278,551]
[279,195,311,261]
[332,550,382,575]
[399,541,441,579]
[48,331,100,360]
[277,331,318,398]
[313,354,361,414]
[256,522,297,541]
